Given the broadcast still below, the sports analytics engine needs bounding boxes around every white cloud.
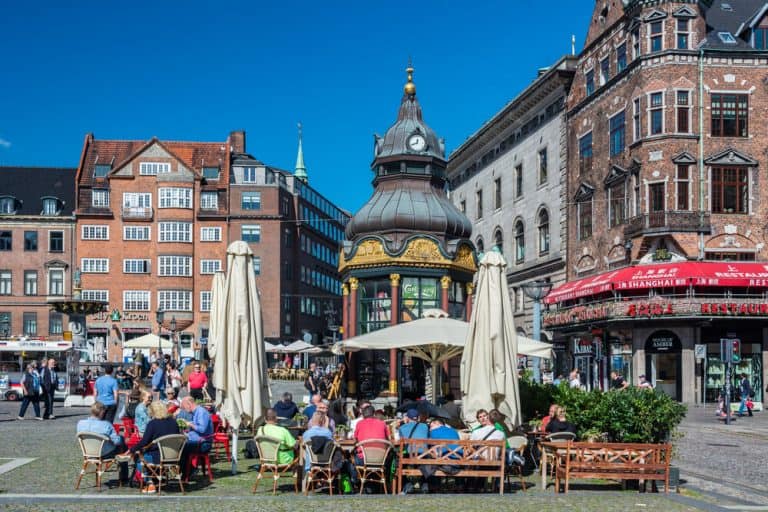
[0,138,10,148]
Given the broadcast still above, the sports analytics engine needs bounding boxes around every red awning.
[546,262,768,304]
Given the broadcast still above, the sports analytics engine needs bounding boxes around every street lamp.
[155,307,165,358]
[170,316,177,364]
[521,279,553,383]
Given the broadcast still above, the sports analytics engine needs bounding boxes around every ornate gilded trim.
[338,236,477,274]
[390,273,401,287]
[349,277,359,291]
[342,284,349,296]
[465,282,474,295]
[440,275,452,289]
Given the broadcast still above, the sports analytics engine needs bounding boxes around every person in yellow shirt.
[256,408,297,465]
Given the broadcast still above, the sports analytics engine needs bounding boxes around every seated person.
[404,418,460,494]
[395,409,429,442]
[545,406,576,435]
[489,409,525,467]
[164,388,180,414]
[178,396,214,478]
[273,392,299,422]
[302,393,323,421]
[540,403,558,432]
[123,387,142,420]
[77,401,129,483]
[128,401,180,493]
[256,408,297,466]
[353,404,390,465]
[329,399,348,429]
[470,409,505,442]
[301,411,333,472]
[316,400,336,432]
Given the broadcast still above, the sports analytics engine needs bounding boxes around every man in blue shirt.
[179,396,213,478]
[77,401,129,482]
[94,365,119,423]
[150,361,166,400]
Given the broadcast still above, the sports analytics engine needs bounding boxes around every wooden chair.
[252,435,299,495]
[355,439,393,494]
[303,439,340,496]
[138,434,187,495]
[74,432,117,491]
[506,435,528,491]
[543,432,576,477]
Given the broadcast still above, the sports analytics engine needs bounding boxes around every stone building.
[0,167,77,339]
[447,56,577,379]
[546,0,768,404]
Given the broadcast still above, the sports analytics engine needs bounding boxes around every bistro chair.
[543,432,576,477]
[138,434,187,495]
[74,432,119,491]
[252,435,299,495]
[355,439,394,494]
[505,435,528,491]
[303,439,341,496]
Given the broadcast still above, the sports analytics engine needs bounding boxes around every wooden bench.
[554,441,671,493]
[395,438,507,495]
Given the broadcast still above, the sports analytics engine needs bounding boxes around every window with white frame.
[538,209,550,255]
[158,290,192,311]
[122,192,151,208]
[123,259,150,274]
[81,225,109,240]
[676,90,691,133]
[599,57,609,86]
[200,226,221,242]
[633,98,642,141]
[159,188,192,208]
[91,189,110,207]
[200,291,212,312]
[124,225,150,241]
[81,289,108,302]
[241,191,261,210]
[632,26,641,58]
[514,221,525,263]
[648,91,664,135]
[139,162,170,175]
[649,20,663,52]
[200,191,218,209]
[158,222,192,242]
[676,18,690,49]
[242,225,261,243]
[243,167,257,183]
[676,164,690,210]
[123,290,150,311]
[200,259,221,274]
[158,256,192,277]
[81,258,109,273]
[48,269,64,296]
[42,198,60,216]
[0,270,10,295]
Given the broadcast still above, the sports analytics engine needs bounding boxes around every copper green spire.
[294,122,308,183]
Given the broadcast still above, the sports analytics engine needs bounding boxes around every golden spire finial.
[404,57,416,96]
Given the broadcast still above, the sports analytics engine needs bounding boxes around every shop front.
[544,261,768,405]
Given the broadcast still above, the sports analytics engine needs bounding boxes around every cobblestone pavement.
[0,383,758,511]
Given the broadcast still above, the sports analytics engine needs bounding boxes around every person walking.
[150,361,166,401]
[738,374,754,417]
[40,358,58,419]
[18,364,42,420]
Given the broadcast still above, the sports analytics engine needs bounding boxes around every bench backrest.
[563,442,672,467]
[397,438,506,466]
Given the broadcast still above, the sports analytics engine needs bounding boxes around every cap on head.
[406,409,419,420]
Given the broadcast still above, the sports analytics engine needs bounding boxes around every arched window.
[476,237,485,253]
[515,220,525,263]
[493,228,503,254]
[538,209,550,255]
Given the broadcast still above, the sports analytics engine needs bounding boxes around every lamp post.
[324,304,339,363]
[155,307,165,359]
[170,316,177,364]
[521,279,553,383]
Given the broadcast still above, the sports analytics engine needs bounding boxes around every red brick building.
[546,0,768,403]
[0,167,77,339]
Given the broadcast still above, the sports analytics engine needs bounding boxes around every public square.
[0,380,766,512]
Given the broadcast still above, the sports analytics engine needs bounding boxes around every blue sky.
[0,1,591,214]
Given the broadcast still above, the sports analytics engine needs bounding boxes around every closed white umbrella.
[213,241,271,474]
[207,272,226,360]
[460,251,521,428]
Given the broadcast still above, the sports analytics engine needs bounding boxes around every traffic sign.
[694,344,706,360]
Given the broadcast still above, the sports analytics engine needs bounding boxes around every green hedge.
[519,379,687,443]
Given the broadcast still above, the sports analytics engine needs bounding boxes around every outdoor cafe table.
[539,440,569,490]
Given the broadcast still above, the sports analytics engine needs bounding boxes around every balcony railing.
[624,210,711,237]
[121,206,154,221]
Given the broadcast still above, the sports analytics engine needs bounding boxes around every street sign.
[694,344,706,360]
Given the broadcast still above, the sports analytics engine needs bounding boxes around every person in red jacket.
[187,363,208,400]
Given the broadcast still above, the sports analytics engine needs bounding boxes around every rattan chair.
[303,439,340,496]
[355,439,393,494]
[138,434,187,495]
[543,432,577,477]
[505,435,528,491]
[252,435,299,495]
[74,432,118,491]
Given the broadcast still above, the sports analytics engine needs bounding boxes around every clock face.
[408,134,426,152]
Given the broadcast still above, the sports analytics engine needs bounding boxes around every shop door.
[574,356,593,391]
[645,330,682,401]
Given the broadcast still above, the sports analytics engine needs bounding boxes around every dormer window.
[202,167,219,180]
[41,197,61,216]
[718,32,736,44]
[94,164,111,178]
[754,27,768,49]
[0,197,17,214]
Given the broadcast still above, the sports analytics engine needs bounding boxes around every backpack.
[244,439,258,459]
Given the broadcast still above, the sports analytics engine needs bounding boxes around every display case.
[705,357,725,403]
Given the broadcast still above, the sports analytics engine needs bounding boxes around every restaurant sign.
[627,302,674,317]
[701,302,768,315]
[543,304,610,328]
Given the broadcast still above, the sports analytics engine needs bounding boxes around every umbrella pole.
[431,363,438,404]
[231,431,238,475]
